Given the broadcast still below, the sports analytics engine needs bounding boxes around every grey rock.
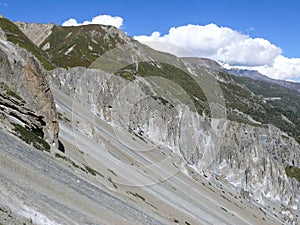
[48,65,300,217]
[14,21,54,47]
[0,28,58,148]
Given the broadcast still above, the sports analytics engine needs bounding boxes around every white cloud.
[134,24,281,66]
[134,24,300,81]
[62,14,123,28]
[243,56,300,80]
[62,18,78,27]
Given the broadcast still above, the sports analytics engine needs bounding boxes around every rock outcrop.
[212,122,300,206]
[0,27,58,150]
[1,18,299,223]
[14,22,54,47]
[49,62,299,223]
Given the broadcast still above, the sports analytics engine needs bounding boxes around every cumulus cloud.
[134,24,300,80]
[62,14,123,28]
[134,24,281,66]
[243,56,300,80]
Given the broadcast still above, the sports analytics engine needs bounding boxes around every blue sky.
[1,0,300,80]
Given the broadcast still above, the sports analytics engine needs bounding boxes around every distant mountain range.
[227,67,300,92]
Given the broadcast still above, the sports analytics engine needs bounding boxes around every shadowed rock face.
[0,27,58,148]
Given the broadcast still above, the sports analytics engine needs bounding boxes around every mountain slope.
[0,17,54,69]
[228,68,300,92]
[49,46,299,224]
[0,18,299,225]
[13,21,300,145]
[15,21,54,47]
[0,26,58,150]
[232,75,300,143]
[39,24,132,68]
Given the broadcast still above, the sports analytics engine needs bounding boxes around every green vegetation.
[0,82,25,102]
[118,71,136,81]
[132,62,300,145]
[55,153,103,177]
[0,19,125,69]
[55,153,81,169]
[115,62,257,127]
[127,191,146,201]
[84,165,99,176]
[152,95,170,106]
[40,24,300,143]
[40,24,125,68]
[55,153,69,160]
[2,15,300,145]
[233,76,300,143]
[221,207,228,212]
[285,165,300,182]
[0,18,54,69]
[12,123,50,152]
[116,62,273,127]
[118,62,209,115]
[120,61,275,128]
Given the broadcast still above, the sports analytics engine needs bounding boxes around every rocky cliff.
[0,27,58,150]
[212,122,300,205]
[48,61,299,223]
[1,18,299,224]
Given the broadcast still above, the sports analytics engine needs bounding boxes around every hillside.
[9,21,300,144]
[0,18,54,69]
[0,18,299,225]
[233,76,300,142]
[228,68,300,92]
[40,24,132,68]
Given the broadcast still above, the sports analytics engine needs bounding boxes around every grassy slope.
[118,62,209,115]
[2,18,300,182]
[117,62,269,125]
[122,61,300,144]
[2,17,299,144]
[0,18,54,70]
[233,76,300,143]
[41,24,125,68]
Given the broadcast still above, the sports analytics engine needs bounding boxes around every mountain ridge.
[227,67,300,92]
[0,17,299,224]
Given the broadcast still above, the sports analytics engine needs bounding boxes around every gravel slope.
[0,130,163,225]
[0,87,285,225]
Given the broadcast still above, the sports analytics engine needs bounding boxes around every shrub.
[12,123,50,152]
[285,166,300,182]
